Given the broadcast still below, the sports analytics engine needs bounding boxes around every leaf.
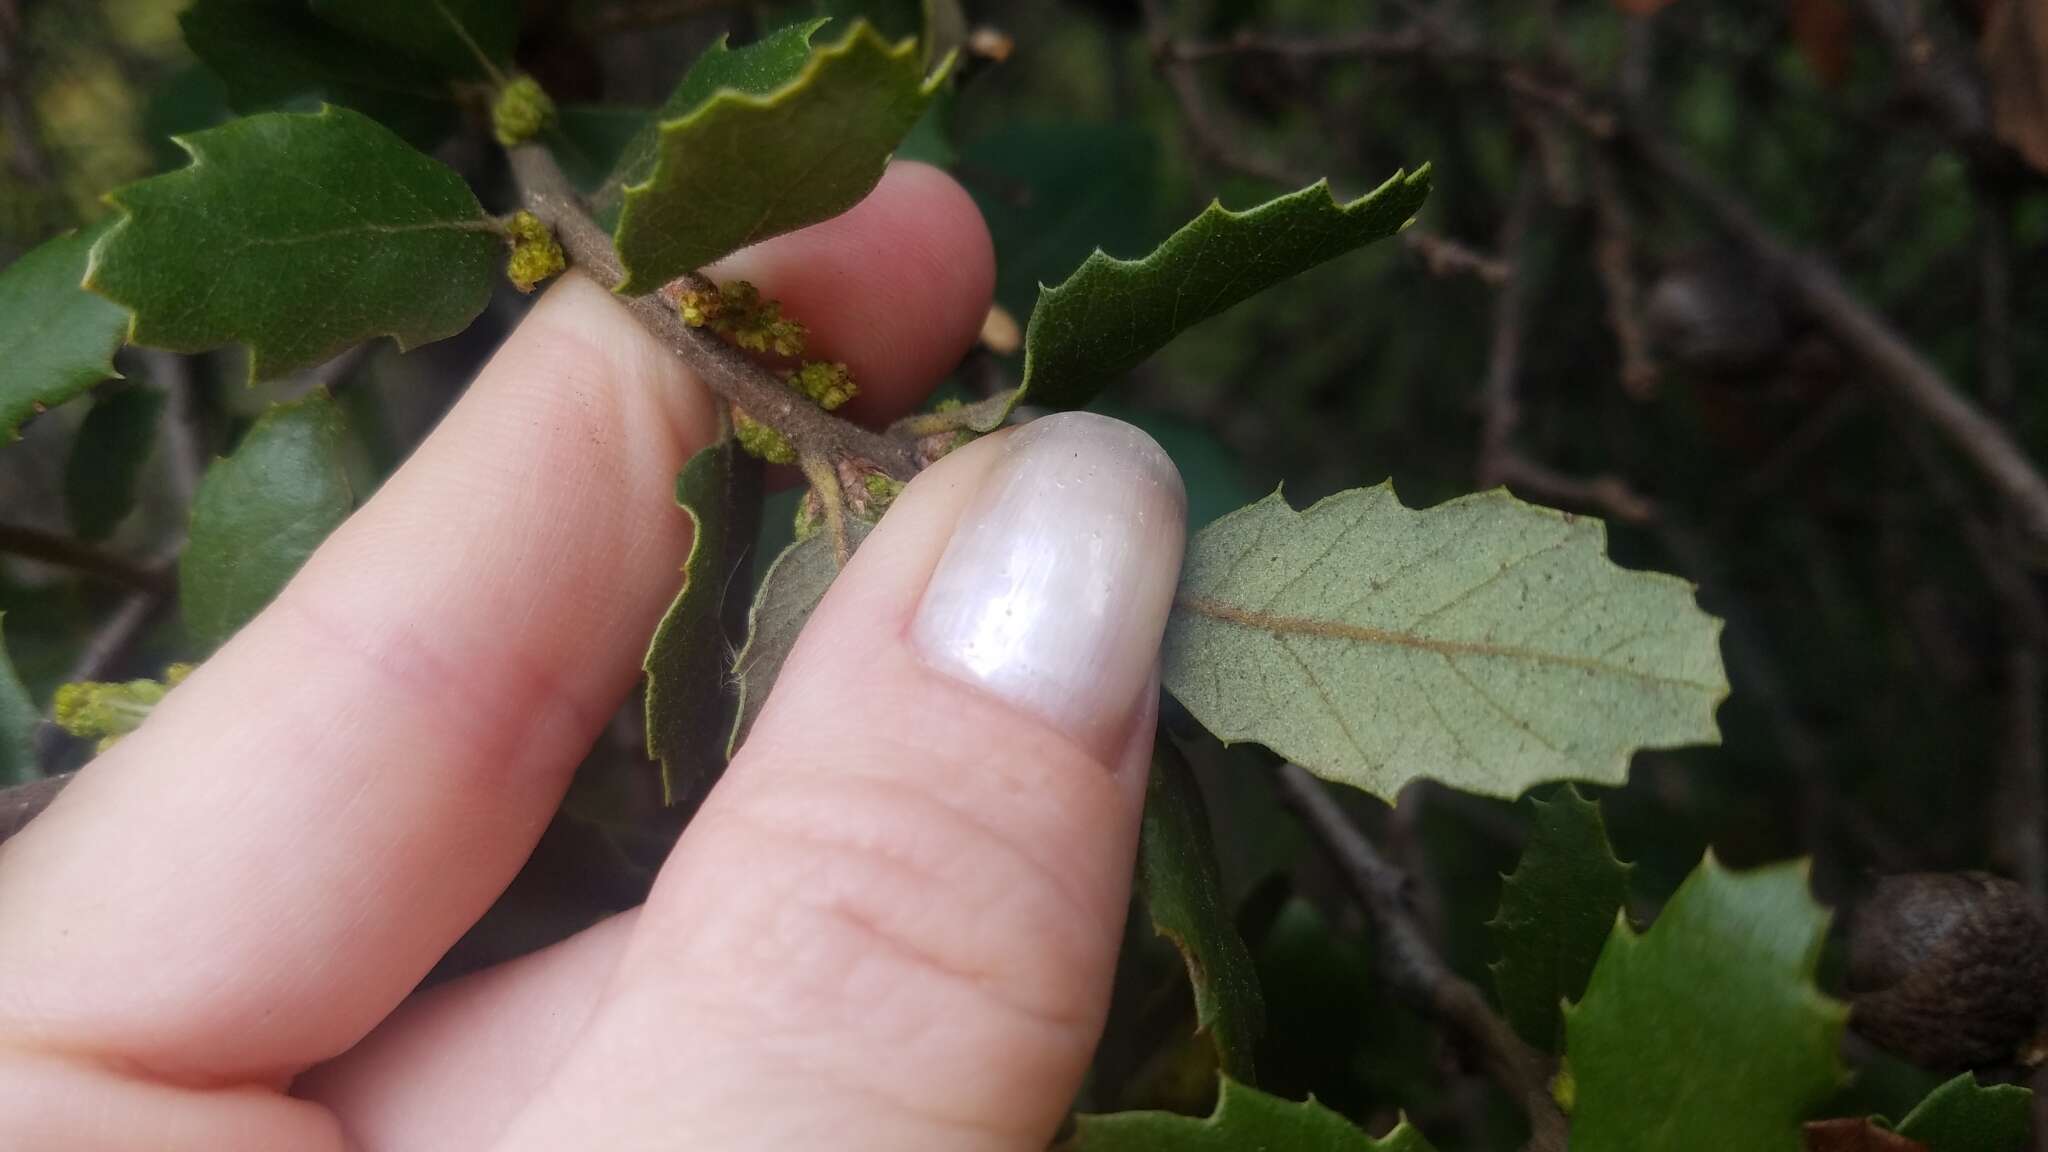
[1893,1074,2033,1152]
[1488,784,1632,1050]
[1564,854,1848,1152]
[66,384,165,541]
[551,104,650,194]
[1064,1076,1438,1151]
[612,22,947,293]
[182,391,355,651]
[88,106,502,380]
[308,0,519,79]
[1138,739,1265,1081]
[180,0,454,145]
[990,170,1431,426]
[0,615,38,786]
[0,222,129,440]
[1803,1118,1926,1151]
[644,437,762,809]
[1161,485,1727,802]
[727,519,869,757]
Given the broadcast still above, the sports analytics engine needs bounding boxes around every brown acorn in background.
[1847,872,2048,1070]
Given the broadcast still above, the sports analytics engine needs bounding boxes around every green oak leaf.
[88,106,502,380]
[1488,784,1632,1050]
[0,615,37,786]
[1139,740,1266,1081]
[597,19,826,219]
[1891,1074,2033,1152]
[1565,854,1847,1152]
[1064,1076,1438,1151]
[974,170,1431,430]
[182,391,355,651]
[66,384,165,541]
[644,436,762,809]
[0,222,129,440]
[309,0,519,79]
[1161,484,1728,801]
[552,105,651,194]
[612,21,947,293]
[180,0,454,145]
[727,520,870,757]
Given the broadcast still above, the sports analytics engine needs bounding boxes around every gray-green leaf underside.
[0,221,129,440]
[87,105,501,380]
[611,21,947,293]
[727,520,870,758]
[1161,484,1727,802]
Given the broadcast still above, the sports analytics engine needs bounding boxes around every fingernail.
[911,411,1186,754]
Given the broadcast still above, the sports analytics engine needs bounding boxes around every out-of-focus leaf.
[1801,1118,1925,1151]
[308,0,519,78]
[988,170,1431,426]
[644,437,761,808]
[0,614,37,786]
[611,22,946,293]
[551,105,649,194]
[180,0,454,145]
[88,106,501,380]
[0,222,129,440]
[727,519,869,756]
[1162,485,1728,801]
[65,384,164,540]
[1489,784,1632,1049]
[1063,1076,1438,1151]
[1138,740,1265,1081]
[182,391,355,651]
[1565,854,1847,1152]
[1892,1074,2033,1152]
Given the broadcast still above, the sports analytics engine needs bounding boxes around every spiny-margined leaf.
[308,0,519,80]
[0,615,36,786]
[182,391,355,651]
[1488,784,1632,1050]
[727,520,870,757]
[0,222,128,440]
[612,22,947,293]
[644,436,761,809]
[66,384,164,541]
[596,20,826,220]
[1161,484,1727,802]
[88,106,502,380]
[1139,740,1265,1081]
[1891,1074,2033,1152]
[970,170,1431,430]
[180,0,455,145]
[1564,854,1847,1152]
[1062,1076,1437,1151]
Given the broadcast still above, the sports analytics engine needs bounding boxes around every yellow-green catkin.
[861,471,903,515]
[504,211,566,293]
[786,361,857,411]
[54,663,194,752]
[491,75,556,147]
[732,406,796,464]
[678,281,807,357]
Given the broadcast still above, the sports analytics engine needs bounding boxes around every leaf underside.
[1063,1076,1438,1151]
[0,222,129,440]
[726,521,870,758]
[1488,784,1632,1050]
[87,105,501,380]
[611,21,946,293]
[644,437,761,809]
[181,391,355,652]
[67,384,166,541]
[0,615,37,786]
[980,168,1432,427]
[1891,1073,2033,1152]
[1138,741,1266,1081]
[1564,854,1847,1152]
[1161,484,1728,802]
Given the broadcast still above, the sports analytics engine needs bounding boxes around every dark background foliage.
[3,0,2045,1144]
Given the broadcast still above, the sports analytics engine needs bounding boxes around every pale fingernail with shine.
[911,411,1186,752]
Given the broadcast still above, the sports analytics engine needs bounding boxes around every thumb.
[495,412,1186,1152]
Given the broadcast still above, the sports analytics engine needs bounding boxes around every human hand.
[0,163,1187,1151]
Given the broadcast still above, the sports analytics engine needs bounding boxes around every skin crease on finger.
[0,161,994,1148]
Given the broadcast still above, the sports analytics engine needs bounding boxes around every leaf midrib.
[1174,594,1723,692]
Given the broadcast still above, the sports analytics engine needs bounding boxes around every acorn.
[1846,872,2048,1070]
